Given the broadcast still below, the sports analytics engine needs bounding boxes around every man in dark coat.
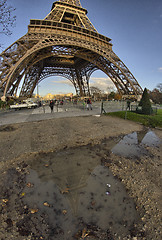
[87,98,92,110]
[49,100,54,113]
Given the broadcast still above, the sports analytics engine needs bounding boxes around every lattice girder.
[0,36,38,83]
[0,34,142,97]
[0,18,113,93]
[59,0,82,7]
[19,55,96,97]
[20,66,75,97]
[45,1,97,32]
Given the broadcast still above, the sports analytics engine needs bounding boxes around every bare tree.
[90,86,102,95]
[156,83,162,93]
[0,0,16,47]
[106,86,115,94]
[149,85,162,104]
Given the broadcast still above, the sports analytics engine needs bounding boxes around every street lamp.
[37,84,41,99]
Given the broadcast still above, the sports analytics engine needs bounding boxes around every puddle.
[0,125,17,132]
[111,130,161,158]
[21,146,139,239]
[1,130,158,239]
[141,130,161,146]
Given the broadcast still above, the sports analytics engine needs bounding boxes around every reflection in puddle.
[23,146,139,239]
[112,130,161,158]
[141,130,161,146]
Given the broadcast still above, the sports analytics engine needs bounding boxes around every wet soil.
[0,115,161,240]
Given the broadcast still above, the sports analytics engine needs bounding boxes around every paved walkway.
[0,104,101,126]
[0,101,131,126]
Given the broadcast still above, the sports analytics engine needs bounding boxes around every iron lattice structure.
[0,0,143,98]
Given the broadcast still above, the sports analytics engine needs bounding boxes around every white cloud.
[50,77,116,93]
[158,67,162,72]
[90,77,115,92]
[51,79,73,86]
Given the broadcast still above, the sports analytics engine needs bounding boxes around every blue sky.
[1,0,162,96]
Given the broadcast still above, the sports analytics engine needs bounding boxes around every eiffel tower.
[0,0,143,99]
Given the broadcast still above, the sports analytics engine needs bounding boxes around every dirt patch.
[0,115,143,163]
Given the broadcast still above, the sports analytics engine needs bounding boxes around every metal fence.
[101,101,158,115]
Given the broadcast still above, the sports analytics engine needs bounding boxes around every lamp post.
[37,84,41,99]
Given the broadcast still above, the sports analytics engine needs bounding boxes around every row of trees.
[90,86,122,101]
[90,84,162,104]
[148,84,162,104]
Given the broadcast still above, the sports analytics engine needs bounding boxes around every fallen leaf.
[81,228,90,238]
[2,199,8,203]
[105,163,111,167]
[43,202,50,207]
[21,192,25,197]
[30,209,38,214]
[91,201,96,206]
[26,182,33,188]
[44,164,49,167]
[62,210,67,215]
[61,188,70,194]
[0,199,8,207]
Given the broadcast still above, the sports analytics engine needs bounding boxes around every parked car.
[10,100,38,110]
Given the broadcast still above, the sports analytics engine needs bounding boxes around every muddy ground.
[0,115,161,240]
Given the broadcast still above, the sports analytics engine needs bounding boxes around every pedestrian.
[82,100,86,110]
[49,100,54,113]
[126,100,131,110]
[87,98,92,110]
[55,100,59,112]
[42,101,45,113]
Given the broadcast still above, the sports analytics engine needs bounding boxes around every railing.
[29,19,112,45]
[131,105,158,115]
[101,100,127,114]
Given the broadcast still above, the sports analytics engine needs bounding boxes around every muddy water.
[23,145,139,239]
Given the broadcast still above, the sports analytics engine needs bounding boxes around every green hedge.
[0,100,6,109]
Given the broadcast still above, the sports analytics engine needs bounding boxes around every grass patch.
[105,109,162,128]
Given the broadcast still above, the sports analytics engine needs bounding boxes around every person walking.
[126,100,131,111]
[49,100,54,113]
[87,98,92,110]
